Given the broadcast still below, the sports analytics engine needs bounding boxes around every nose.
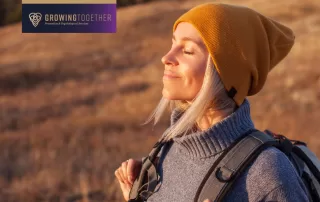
[161,49,178,66]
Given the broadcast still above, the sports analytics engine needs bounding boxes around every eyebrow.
[172,34,202,47]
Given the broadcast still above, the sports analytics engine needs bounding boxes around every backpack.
[128,129,320,202]
[195,129,320,202]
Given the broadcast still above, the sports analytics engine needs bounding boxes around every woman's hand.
[115,158,142,201]
[115,159,212,202]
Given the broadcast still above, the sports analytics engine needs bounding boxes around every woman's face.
[161,22,209,101]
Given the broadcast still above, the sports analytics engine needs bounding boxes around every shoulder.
[248,146,298,180]
[225,147,309,202]
[246,147,309,201]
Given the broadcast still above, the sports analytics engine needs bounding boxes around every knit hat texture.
[173,3,295,106]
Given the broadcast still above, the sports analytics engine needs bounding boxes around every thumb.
[203,200,212,202]
[127,159,142,183]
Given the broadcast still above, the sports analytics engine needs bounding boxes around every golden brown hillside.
[0,0,319,201]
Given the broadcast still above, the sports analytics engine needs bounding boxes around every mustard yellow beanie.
[173,3,295,106]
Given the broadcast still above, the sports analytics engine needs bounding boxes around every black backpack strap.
[195,130,278,202]
[293,145,320,182]
[129,140,166,202]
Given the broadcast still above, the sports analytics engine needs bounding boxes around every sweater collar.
[169,99,255,159]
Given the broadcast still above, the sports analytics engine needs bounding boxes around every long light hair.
[142,55,237,142]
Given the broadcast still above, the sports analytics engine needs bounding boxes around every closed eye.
[183,49,194,55]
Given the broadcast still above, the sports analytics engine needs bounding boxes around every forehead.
[173,22,204,46]
[174,22,200,38]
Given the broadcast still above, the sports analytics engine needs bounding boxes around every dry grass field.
[0,0,319,201]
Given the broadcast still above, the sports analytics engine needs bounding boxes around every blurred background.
[0,0,319,201]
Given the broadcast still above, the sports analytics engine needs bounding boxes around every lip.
[163,71,180,78]
[163,74,180,79]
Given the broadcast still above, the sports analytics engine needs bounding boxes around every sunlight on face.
[161,22,209,101]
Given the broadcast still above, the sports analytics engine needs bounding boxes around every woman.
[115,2,309,202]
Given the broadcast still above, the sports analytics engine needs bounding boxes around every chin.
[162,90,178,100]
[163,92,189,101]
[162,88,195,101]
[162,94,176,100]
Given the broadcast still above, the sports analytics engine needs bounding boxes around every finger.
[115,169,125,184]
[119,180,132,201]
[127,159,135,184]
[118,167,127,184]
[203,199,212,202]
[121,161,130,184]
[127,159,142,184]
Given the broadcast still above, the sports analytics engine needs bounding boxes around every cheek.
[162,55,208,101]
[183,62,206,89]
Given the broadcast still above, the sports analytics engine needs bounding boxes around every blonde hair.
[142,55,236,142]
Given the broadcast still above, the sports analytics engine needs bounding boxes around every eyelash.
[183,49,194,55]
[171,42,194,55]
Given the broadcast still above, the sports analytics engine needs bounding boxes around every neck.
[169,99,255,159]
[196,108,234,131]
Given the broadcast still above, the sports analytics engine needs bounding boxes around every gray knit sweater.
[147,99,309,202]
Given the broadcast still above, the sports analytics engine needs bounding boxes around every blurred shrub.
[117,0,154,7]
[0,0,21,26]
[3,4,21,25]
